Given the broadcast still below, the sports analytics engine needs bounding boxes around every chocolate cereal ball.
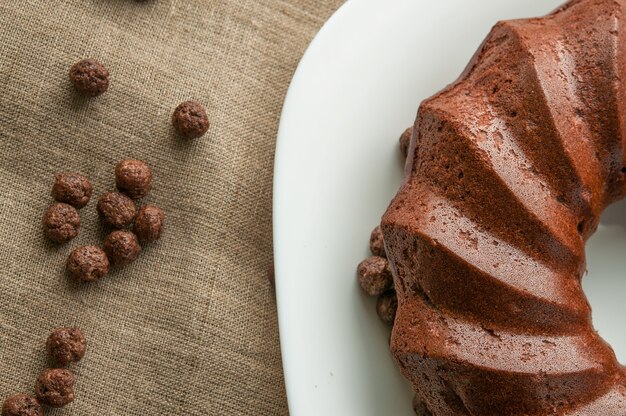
[357,256,392,296]
[66,246,109,282]
[115,159,152,199]
[376,290,398,325]
[46,327,87,366]
[172,101,209,139]
[69,59,109,97]
[1,394,43,416]
[97,192,136,228]
[35,369,75,408]
[43,203,80,244]
[369,225,386,257]
[51,172,92,209]
[133,205,164,243]
[399,127,412,158]
[103,230,141,266]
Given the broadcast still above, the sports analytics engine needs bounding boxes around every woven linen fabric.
[0,0,343,414]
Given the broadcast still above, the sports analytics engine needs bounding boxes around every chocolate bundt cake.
[381,0,626,414]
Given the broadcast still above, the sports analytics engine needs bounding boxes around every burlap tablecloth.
[0,1,343,414]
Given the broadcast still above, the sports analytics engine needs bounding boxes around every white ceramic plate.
[273,1,626,415]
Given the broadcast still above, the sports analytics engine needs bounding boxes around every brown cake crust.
[381,0,626,414]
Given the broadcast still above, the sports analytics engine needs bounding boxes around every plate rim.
[272,0,356,412]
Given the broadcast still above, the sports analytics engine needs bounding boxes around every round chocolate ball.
[376,290,398,326]
[66,246,109,282]
[35,368,75,408]
[46,327,87,366]
[69,58,109,97]
[1,394,43,416]
[357,256,393,296]
[97,192,136,229]
[103,230,141,266]
[172,101,209,139]
[43,203,80,244]
[115,159,152,199]
[133,205,164,243]
[369,225,386,257]
[51,172,92,209]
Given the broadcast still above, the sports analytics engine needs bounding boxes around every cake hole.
[621,167,626,174]
[577,221,585,235]
[458,171,464,179]
[584,197,626,365]
[510,111,518,118]
[575,108,584,118]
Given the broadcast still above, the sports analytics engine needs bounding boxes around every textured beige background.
[0,0,343,414]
